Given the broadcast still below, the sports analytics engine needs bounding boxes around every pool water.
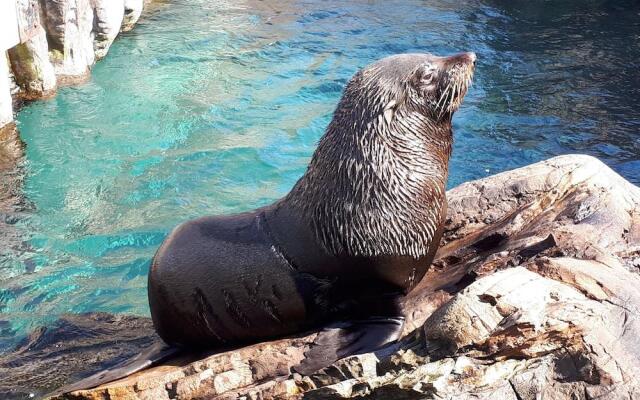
[1,0,639,351]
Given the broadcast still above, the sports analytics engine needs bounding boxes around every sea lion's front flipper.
[294,316,404,375]
[49,341,179,396]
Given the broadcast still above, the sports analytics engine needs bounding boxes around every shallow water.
[1,0,639,351]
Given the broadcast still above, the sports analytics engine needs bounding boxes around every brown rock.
[26,155,640,399]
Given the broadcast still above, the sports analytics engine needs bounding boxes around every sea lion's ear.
[383,99,398,124]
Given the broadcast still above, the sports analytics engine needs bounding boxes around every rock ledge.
[19,154,640,399]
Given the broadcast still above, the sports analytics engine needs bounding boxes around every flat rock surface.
[2,154,639,399]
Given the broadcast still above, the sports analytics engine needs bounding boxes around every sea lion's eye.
[421,72,434,84]
[419,65,437,87]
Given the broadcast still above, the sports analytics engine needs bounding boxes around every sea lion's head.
[288,52,476,259]
[344,52,476,126]
[406,52,476,119]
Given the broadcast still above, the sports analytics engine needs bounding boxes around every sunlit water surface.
[1,0,639,351]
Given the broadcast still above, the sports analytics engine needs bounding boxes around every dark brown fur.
[57,52,476,394]
[288,53,475,259]
[148,51,475,353]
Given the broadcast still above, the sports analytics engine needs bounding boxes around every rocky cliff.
[0,0,147,131]
[1,154,637,399]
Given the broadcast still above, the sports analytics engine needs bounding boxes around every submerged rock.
[5,154,638,399]
[0,123,29,265]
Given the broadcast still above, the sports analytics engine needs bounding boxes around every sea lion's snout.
[375,52,474,121]
[433,51,476,116]
[447,52,476,66]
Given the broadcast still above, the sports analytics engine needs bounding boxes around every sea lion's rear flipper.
[50,341,180,396]
[294,316,404,375]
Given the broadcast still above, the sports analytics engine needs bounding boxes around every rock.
[0,2,21,52]
[122,0,144,32]
[40,0,96,82]
[7,1,57,100]
[0,0,147,129]
[0,52,13,128]
[7,154,635,399]
[92,0,125,59]
[0,122,27,265]
[0,123,23,172]
[14,0,42,43]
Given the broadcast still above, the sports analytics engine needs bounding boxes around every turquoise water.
[1,0,639,351]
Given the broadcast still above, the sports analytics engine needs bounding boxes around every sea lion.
[58,51,475,393]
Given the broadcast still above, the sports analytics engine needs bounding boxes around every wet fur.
[56,52,475,394]
[288,53,474,258]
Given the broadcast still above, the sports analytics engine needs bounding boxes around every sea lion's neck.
[286,110,452,259]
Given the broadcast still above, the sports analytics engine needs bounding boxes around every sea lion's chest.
[263,201,443,300]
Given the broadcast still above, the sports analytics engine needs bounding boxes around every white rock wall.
[0,52,14,128]
[0,1,20,51]
[8,3,57,99]
[92,0,125,60]
[122,0,144,32]
[41,0,96,80]
[0,0,147,130]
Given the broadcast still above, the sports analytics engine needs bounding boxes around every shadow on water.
[0,312,156,399]
[0,125,38,354]
[469,0,640,174]
[0,125,29,258]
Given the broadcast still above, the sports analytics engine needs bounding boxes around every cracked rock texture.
[0,0,150,131]
[2,154,638,399]
[7,0,57,99]
[122,0,145,32]
[92,0,125,60]
[40,0,96,80]
[0,52,13,127]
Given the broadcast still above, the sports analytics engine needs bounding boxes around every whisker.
[443,63,475,114]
